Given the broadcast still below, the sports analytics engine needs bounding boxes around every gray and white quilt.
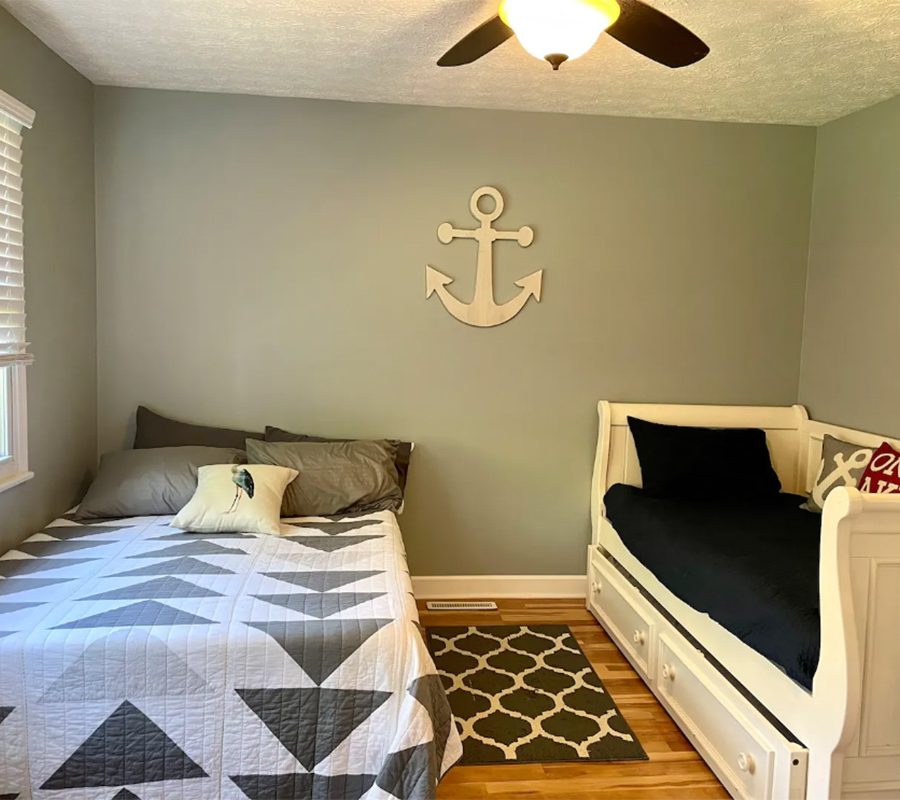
[0,511,461,799]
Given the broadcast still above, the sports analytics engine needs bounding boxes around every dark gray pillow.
[134,405,263,450]
[805,435,874,512]
[246,439,402,517]
[76,446,246,521]
[265,425,412,496]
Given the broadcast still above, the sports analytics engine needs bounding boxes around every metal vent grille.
[425,601,498,611]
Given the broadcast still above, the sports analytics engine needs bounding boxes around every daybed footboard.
[817,487,900,799]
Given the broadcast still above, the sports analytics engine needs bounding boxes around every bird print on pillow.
[226,465,255,513]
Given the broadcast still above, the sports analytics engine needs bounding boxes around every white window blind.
[0,91,35,366]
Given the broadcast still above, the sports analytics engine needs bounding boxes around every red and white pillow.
[857,441,900,496]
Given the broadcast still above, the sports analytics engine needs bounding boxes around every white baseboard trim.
[411,575,586,600]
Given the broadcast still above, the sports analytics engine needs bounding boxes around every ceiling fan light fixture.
[498,0,620,68]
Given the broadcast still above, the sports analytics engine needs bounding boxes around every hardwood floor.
[418,598,728,800]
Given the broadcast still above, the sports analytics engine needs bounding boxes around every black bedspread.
[604,484,822,690]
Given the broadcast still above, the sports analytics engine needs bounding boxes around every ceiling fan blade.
[606,0,709,68]
[438,15,515,67]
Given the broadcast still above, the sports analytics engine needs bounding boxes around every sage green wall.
[94,87,815,575]
[799,95,900,437]
[0,8,96,552]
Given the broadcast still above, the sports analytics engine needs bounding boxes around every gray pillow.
[76,446,246,521]
[134,405,263,450]
[265,426,412,496]
[246,439,403,517]
[805,434,874,512]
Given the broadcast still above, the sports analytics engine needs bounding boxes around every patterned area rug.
[426,624,647,765]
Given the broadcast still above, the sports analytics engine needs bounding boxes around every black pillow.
[266,426,413,496]
[134,406,264,450]
[627,416,781,499]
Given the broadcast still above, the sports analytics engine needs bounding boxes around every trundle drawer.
[588,552,654,676]
[656,633,807,800]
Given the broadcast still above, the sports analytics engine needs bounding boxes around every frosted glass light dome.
[499,0,621,68]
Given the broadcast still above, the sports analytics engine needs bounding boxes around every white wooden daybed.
[587,402,900,800]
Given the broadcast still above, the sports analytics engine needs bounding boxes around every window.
[0,90,35,492]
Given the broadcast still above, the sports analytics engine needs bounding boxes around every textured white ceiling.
[3,0,899,125]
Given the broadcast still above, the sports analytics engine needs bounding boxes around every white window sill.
[0,470,34,495]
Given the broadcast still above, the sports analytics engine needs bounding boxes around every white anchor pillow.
[173,463,298,535]
[805,435,874,513]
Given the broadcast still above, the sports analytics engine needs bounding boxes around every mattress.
[604,485,822,690]
[0,510,461,799]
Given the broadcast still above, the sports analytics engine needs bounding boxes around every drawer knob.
[662,663,676,681]
[592,580,602,595]
[737,752,756,774]
[632,629,646,646]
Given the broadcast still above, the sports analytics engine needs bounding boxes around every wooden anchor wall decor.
[426,186,543,328]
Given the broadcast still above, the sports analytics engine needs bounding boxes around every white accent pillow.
[172,463,298,535]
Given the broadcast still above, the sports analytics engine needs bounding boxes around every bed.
[588,402,900,800]
[604,485,821,690]
[0,510,461,799]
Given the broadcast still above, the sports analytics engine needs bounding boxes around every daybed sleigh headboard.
[590,402,809,536]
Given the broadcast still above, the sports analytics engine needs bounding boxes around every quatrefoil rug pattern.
[425,624,647,765]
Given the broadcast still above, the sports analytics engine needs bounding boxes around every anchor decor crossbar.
[426,186,543,328]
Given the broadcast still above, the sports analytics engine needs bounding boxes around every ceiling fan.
[438,0,709,71]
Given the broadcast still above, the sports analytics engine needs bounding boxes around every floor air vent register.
[425,601,499,611]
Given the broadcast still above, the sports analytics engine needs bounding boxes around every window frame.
[0,89,36,495]
[0,362,31,491]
